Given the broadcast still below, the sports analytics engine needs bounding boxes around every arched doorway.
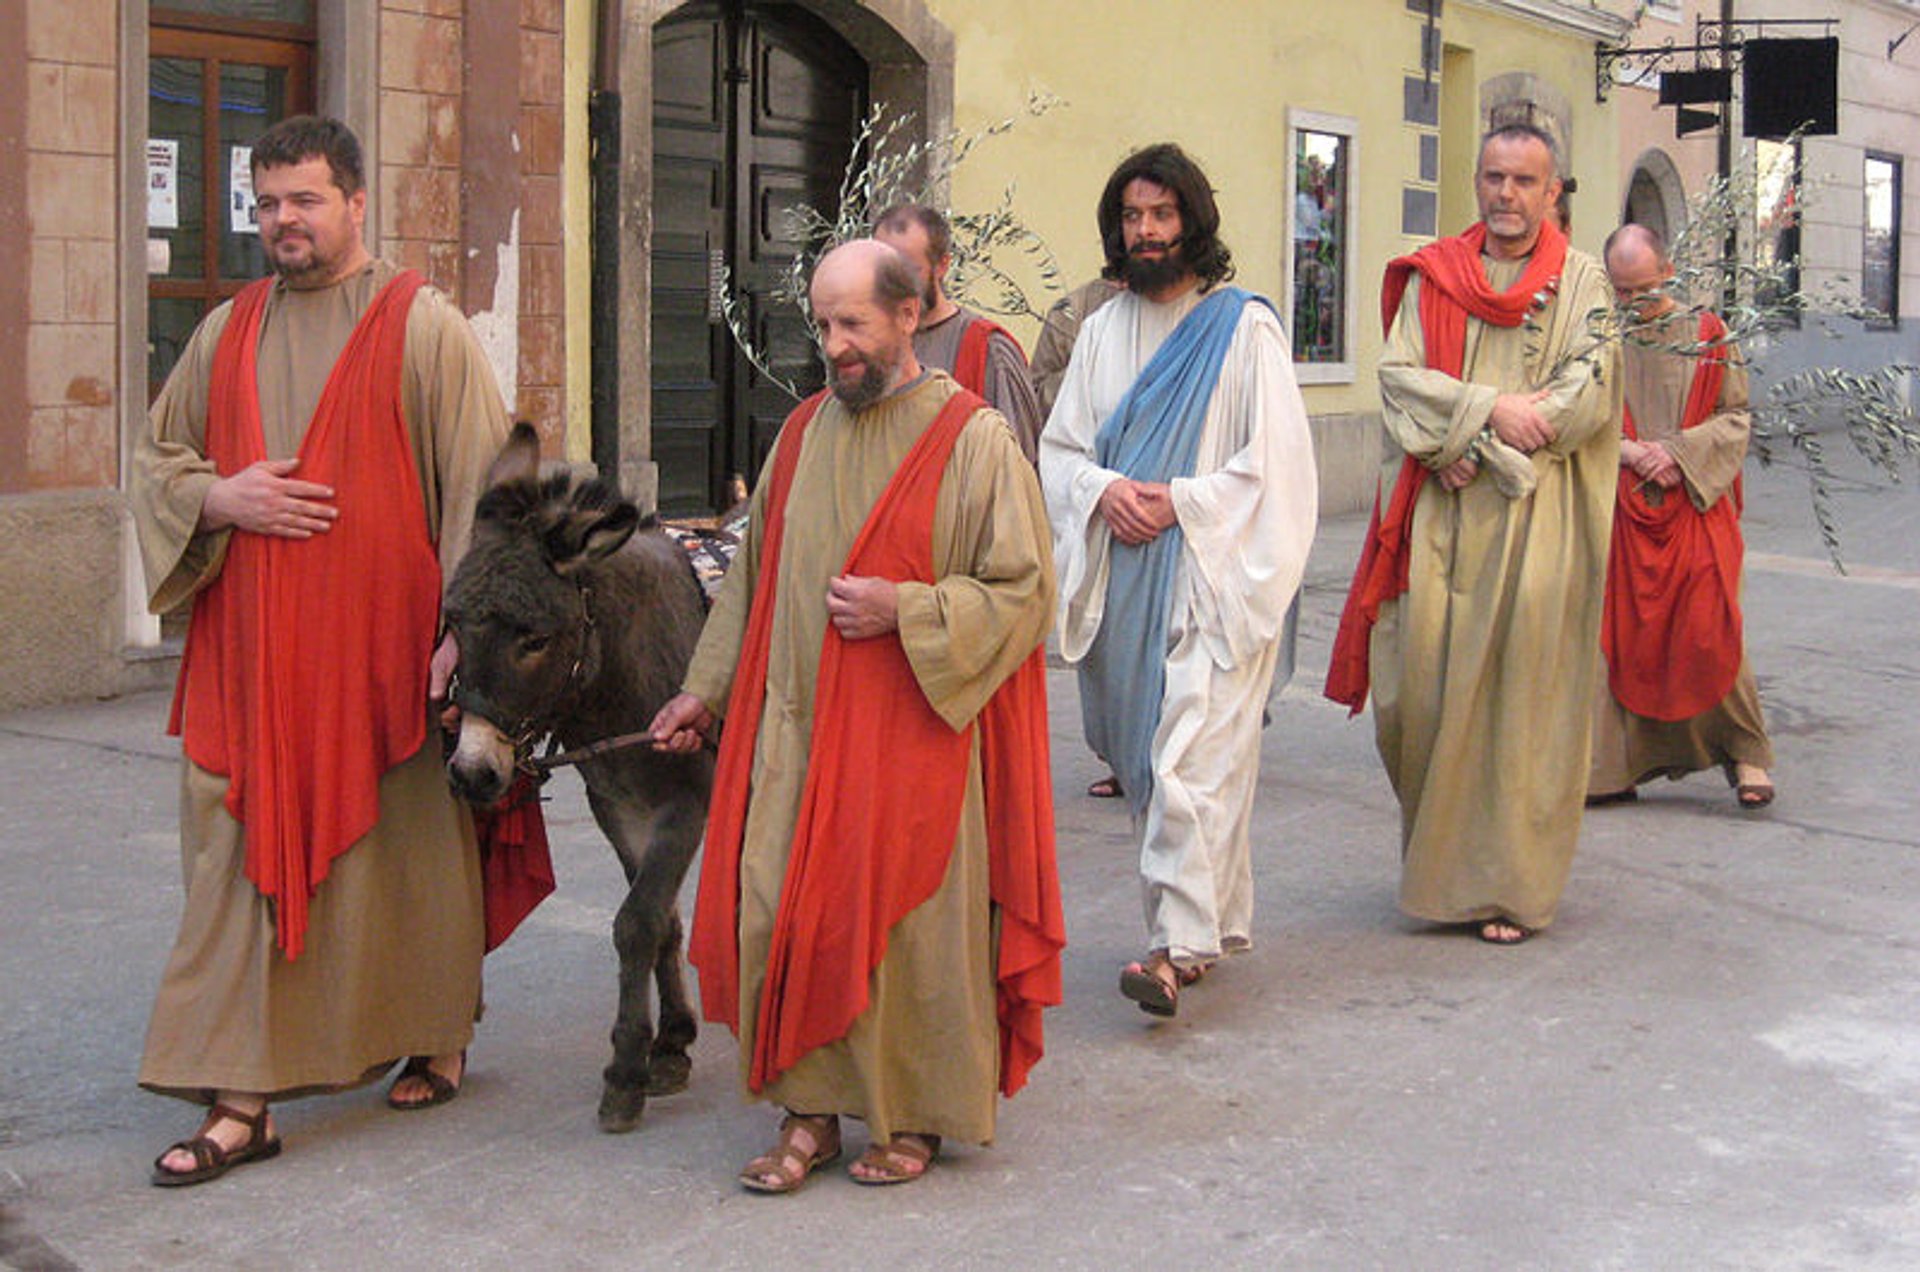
[649,1,868,515]
[1623,148,1688,246]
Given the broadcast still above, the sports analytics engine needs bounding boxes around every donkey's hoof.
[598,1084,646,1134]
[645,1053,692,1097]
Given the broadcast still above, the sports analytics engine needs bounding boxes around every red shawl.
[688,387,1064,1097]
[1325,219,1568,712]
[171,271,443,960]
[953,316,1021,396]
[1602,311,1744,720]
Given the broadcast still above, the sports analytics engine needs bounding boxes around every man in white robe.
[1041,143,1317,1017]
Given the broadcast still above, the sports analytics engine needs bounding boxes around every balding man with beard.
[650,239,1064,1193]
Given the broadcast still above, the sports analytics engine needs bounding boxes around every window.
[1286,111,1357,383]
[148,5,316,399]
[1754,138,1802,328]
[1864,152,1902,328]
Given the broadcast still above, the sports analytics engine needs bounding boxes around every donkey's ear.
[483,422,543,490]
[547,502,640,575]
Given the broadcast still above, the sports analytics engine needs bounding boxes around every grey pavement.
[3,447,1919,1270]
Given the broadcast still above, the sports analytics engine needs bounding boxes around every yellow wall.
[927,0,1620,418]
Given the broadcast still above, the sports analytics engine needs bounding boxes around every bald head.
[1603,222,1676,317]
[1604,222,1668,274]
[810,239,924,410]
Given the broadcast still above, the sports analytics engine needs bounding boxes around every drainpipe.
[589,0,623,481]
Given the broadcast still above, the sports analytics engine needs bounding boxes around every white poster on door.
[147,139,179,230]
[230,145,257,234]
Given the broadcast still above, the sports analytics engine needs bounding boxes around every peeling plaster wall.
[466,209,522,417]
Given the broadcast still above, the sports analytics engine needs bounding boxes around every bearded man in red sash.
[1588,224,1775,809]
[1327,124,1621,945]
[874,203,1046,462]
[650,240,1063,1191]
[131,117,509,1185]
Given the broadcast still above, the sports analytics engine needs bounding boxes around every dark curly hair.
[1097,143,1234,287]
[249,114,365,196]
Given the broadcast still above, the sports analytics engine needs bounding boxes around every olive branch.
[716,94,1069,401]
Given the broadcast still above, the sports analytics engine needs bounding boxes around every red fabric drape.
[953,317,1022,396]
[1325,220,1569,712]
[172,271,443,960]
[473,773,556,952]
[688,388,1064,1097]
[1601,311,1745,721]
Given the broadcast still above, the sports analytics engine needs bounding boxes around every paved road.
[3,448,1918,1270]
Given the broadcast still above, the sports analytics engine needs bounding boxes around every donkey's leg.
[645,905,694,1096]
[643,786,708,1097]
[585,786,664,1134]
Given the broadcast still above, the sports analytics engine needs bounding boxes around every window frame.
[1863,149,1902,331]
[1284,108,1359,385]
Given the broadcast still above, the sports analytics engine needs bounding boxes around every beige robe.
[914,305,1046,463]
[1373,247,1621,930]
[1030,278,1126,415]
[1589,323,1774,793]
[683,372,1054,1145]
[132,259,510,1101]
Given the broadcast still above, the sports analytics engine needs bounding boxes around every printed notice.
[147,139,179,230]
[230,145,257,234]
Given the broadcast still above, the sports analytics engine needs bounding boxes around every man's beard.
[1122,241,1190,294]
[266,232,334,285]
[824,349,893,411]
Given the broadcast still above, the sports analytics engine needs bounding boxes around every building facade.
[3,0,1633,709]
[1613,0,1920,385]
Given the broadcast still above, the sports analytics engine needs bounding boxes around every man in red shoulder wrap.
[1587,224,1775,810]
[1325,124,1622,946]
[650,239,1063,1192]
[874,202,1047,462]
[130,116,509,1185]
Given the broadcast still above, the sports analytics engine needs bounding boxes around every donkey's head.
[443,423,640,806]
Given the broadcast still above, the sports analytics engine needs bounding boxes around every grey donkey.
[443,423,714,1132]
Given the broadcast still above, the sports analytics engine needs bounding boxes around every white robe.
[1039,286,1318,963]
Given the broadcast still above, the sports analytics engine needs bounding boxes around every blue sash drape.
[1080,286,1270,817]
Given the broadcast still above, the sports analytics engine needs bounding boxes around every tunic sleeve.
[1167,305,1318,668]
[1665,354,1750,511]
[1377,276,1498,467]
[401,287,512,579]
[681,443,774,714]
[1534,256,1623,458]
[982,330,1045,464]
[897,411,1057,731]
[131,304,236,615]
[1037,303,1126,660]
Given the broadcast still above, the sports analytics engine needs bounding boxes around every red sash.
[171,271,443,960]
[1601,312,1744,720]
[953,316,1021,396]
[688,387,1064,1097]
[1325,220,1568,712]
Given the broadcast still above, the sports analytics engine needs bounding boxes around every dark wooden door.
[651,1,866,515]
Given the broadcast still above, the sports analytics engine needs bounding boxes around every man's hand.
[1096,478,1177,545]
[200,458,338,537]
[1487,389,1556,453]
[649,693,714,754]
[826,574,899,640]
[1630,440,1681,489]
[429,630,461,732]
[1437,456,1479,491]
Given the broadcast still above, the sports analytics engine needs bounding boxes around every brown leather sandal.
[1120,952,1207,1017]
[387,1050,465,1111]
[849,1133,941,1185]
[151,1102,282,1188]
[739,1113,841,1194]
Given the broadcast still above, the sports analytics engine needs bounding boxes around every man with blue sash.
[1041,144,1317,1018]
